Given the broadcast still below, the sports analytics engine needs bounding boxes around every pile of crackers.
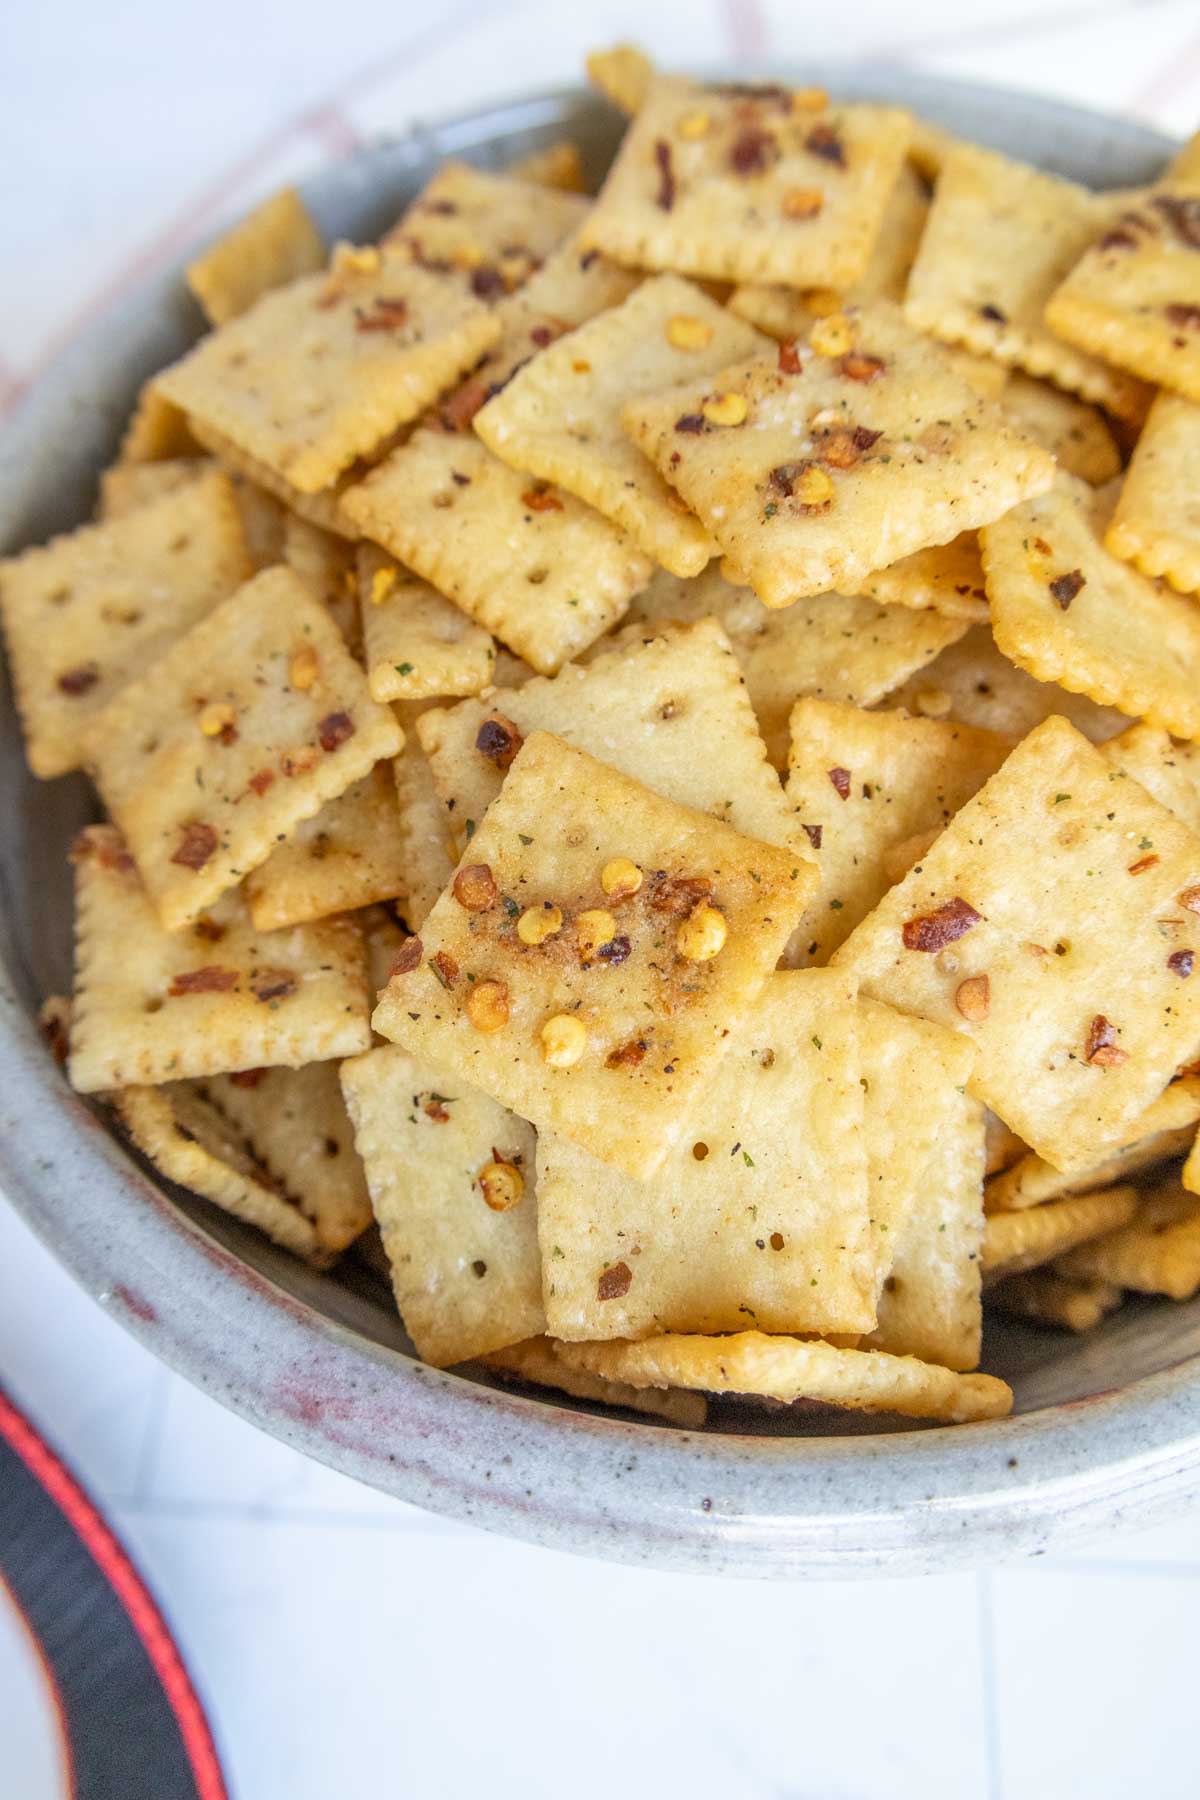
[11,46,1200,1431]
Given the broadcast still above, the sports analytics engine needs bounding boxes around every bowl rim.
[3,69,1198,1580]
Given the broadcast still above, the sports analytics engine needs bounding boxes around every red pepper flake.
[451,469,471,485]
[354,295,409,333]
[840,351,885,383]
[595,934,632,966]
[805,122,845,166]
[440,378,489,432]
[979,303,1007,324]
[430,950,460,988]
[230,1068,269,1088]
[1085,1014,1128,1067]
[1049,569,1086,609]
[192,916,226,942]
[1178,885,1200,914]
[801,823,823,850]
[729,126,779,176]
[250,968,297,1003]
[649,873,713,914]
[70,829,135,873]
[521,486,563,512]
[1169,949,1195,978]
[778,338,803,375]
[597,1260,633,1301]
[248,768,276,797]
[171,821,218,871]
[1165,303,1200,331]
[57,663,99,696]
[901,896,983,952]
[423,1095,452,1122]
[817,424,883,468]
[452,863,498,911]
[606,1038,648,1068]
[471,266,507,301]
[318,711,355,752]
[1128,853,1160,876]
[388,936,423,978]
[654,139,676,211]
[768,461,803,497]
[827,766,851,800]
[168,965,238,996]
[1099,227,1139,252]
[675,412,707,433]
[474,715,523,768]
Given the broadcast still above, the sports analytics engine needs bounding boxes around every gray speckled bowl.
[3,68,1198,1578]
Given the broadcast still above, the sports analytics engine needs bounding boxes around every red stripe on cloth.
[724,0,770,61]
[303,104,365,159]
[0,1390,228,1800]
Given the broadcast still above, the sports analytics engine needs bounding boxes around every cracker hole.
[168,534,191,554]
[526,567,549,585]
[692,1141,709,1161]
[144,997,164,1014]
[142,738,160,755]
[471,1259,488,1278]
[432,492,455,510]
[1054,940,1070,956]
[47,586,71,607]
[323,1137,340,1157]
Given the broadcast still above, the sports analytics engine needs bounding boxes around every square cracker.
[887,622,1127,744]
[339,1043,543,1366]
[341,428,652,675]
[833,714,1200,1173]
[384,160,588,299]
[982,1185,1139,1281]
[417,620,809,861]
[372,731,812,1181]
[0,469,252,779]
[1044,187,1200,403]
[1058,1179,1200,1298]
[67,825,370,1093]
[475,274,766,575]
[358,542,496,703]
[535,969,876,1342]
[903,145,1152,420]
[624,565,967,766]
[202,1061,372,1255]
[113,1083,328,1265]
[188,416,361,541]
[586,42,656,114]
[580,78,912,291]
[1103,722,1200,836]
[392,701,457,930]
[990,1269,1123,1332]
[97,457,210,520]
[728,160,930,332]
[1105,392,1200,593]
[854,533,989,623]
[83,566,403,930]
[155,250,500,493]
[864,1079,986,1372]
[999,373,1121,485]
[981,472,1200,739]
[622,301,1056,605]
[187,187,325,326]
[985,1074,1200,1212]
[555,1332,1012,1422]
[478,1337,708,1428]
[244,764,408,931]
[784,699,1012,965]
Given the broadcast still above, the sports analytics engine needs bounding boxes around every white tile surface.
[5,3,1200,1794]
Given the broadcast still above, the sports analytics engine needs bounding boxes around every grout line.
[977,1570,1003,1800]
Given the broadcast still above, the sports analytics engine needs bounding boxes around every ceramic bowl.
[4,67,1197,1578]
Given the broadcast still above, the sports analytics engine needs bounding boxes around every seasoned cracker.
[1103,721,1200,837]
[535,970,876,1341]
[188,416,361,540]
[339,1043,543,1366]
[555,1332,1012,1422]
[373,732,812,1180]
[84,567,403,930]
[625,565,967,765]
[385,160,588,300]
[156,251,500,493]
[68,826,370,1092]
[187,187,325,326]
[1105,392,1200,592]
[98,457,210,520]
[854,533,989,624]
[358,542,496,702]
[581,78,913,291]
[623,302,1055,605]
[982,473,1200,738]
[999,372,1121,485]
[985,1075,1200,1213]
[417,620,809,861]
[833,715,1200,1173]
[507,140,587,193]
[475,274,766,574]
[1055,1179,1200,1298]
[113,1083,325,1263]
[1045,186,1200,403]
[586,42,656,114]
[341,428,651,675]
[479,1337,708,1427]
[982,1184,1138,1281]
[0,469,253,779]
[244,764,407,931]
[202,1062,372,1255]
[783,698,1011,964]
[864,1076,986,1371]
[904,145,1151,419]
[392,701,457,930]
[990,1269,1123,1332]
[888,622,1127,743]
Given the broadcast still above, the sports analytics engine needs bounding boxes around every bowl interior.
[2,69,1197,1441]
